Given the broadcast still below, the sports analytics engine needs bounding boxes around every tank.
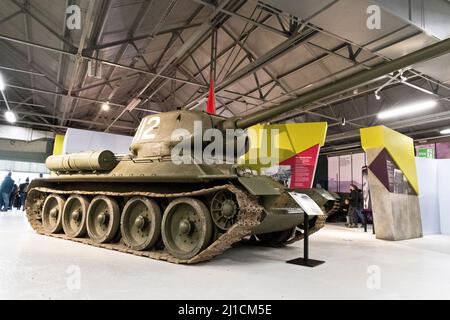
[26,109,331,264]
[26,38,450,263]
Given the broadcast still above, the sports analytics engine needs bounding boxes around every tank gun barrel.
[221,37,450,130]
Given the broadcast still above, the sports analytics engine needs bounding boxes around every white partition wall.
[438,160,450,235]
[63,128,134,155]
[416,158,450,235]
[416,158,440,235]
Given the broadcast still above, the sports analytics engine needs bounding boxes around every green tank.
[25,37,450,263]
[26,109,330,264]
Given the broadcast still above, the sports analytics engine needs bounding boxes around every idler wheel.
[120,197,161,251]
[162,197,213,260]
[42,194,65,233]
[62,195,89,238]
[86,196,120,243]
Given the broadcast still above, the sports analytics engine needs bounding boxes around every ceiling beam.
[82,22,202,53]
[0,99,48,108]
[190,0,290,37]
[168,11,274,102]
[0,34,206,87]
[105,1,238,131]
[0,41,66,91]
[0,65,45,77]
[327,109,450,144]
[0,10,21,27]
[11,0,76,50]
[60,0,96,125]
[186,27,318,110]
[84,0,159,129]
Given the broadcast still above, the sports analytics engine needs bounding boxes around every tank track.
[26,183,264,264]
[325,200,342,217]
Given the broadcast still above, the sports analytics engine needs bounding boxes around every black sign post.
[286,211,325,267]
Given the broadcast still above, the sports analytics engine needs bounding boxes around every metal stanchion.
[363,210,368,233]
[286,212,325,268]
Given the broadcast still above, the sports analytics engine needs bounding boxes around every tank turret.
[130,110,225,158]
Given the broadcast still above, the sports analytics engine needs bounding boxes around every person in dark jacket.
[348,184,362,228]
[342,198,350,227]
[10,183,19,210]
[19,177,29,211]
[0,172,15,211]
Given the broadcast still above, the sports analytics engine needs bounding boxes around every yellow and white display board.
[360,126,422,240]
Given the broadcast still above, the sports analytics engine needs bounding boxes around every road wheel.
[162,197,213,260]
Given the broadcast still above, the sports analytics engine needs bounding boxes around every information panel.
[288,192,325,216]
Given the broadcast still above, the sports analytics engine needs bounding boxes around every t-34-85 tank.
[26,108,329,264]
[25,38,450,263]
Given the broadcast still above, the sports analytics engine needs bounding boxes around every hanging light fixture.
[101,102,110,111]
[4,110,16,123]
[0,72,17,123]
[378,100,437,120]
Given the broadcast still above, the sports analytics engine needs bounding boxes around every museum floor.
[1,210,450,300]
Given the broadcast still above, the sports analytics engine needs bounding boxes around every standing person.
[10,183,19,210]
[0,172,15,211]
[19,177,30,211]
[342,198,350,227]
[356,188,366,228]
[348,184,362,228]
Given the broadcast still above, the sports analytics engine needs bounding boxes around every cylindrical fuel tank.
[46,150,117,172]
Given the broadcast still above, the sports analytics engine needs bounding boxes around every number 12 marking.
[134,116,160,141]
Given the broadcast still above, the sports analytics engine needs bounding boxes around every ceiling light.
[4,110,16,123]
[375,93,381,100]
[440,128,450,135]
[0,73,5,91]
[378,100,437,120]
[101,102,110,111]
[126,98,141,111]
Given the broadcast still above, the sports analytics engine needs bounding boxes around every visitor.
[19,177,29,211]
[354,186,366,228]
[347,184,362,228]
[10,183,19,210]
[356,205,367,228]
[0,172,15,211]
[342,198,350,227]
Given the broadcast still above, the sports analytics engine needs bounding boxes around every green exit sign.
[418,148,434,159]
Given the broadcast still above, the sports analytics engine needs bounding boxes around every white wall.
[438,160,450,235]
[416,158,450,235]
[0,124,53,141]
[416,158,440,235]
[63,128,133,155]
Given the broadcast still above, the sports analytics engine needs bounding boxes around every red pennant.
[206,80,216,114]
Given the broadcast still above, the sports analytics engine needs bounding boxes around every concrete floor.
[1,210,450,300]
